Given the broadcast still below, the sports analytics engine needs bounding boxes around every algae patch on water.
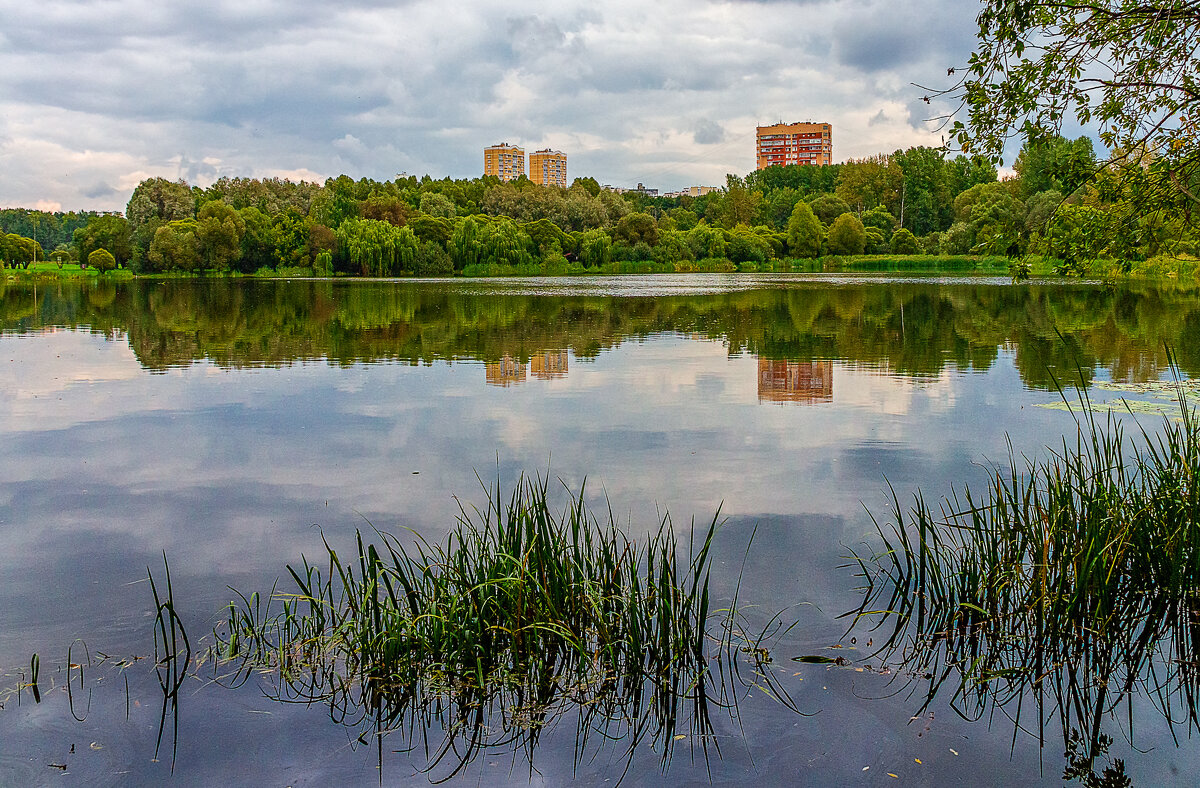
[1035,378,1200,415]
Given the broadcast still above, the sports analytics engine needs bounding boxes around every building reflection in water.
[530,349,569,379]
[757,359,833,404]
[486,350,568,386]
[485,355,527,387]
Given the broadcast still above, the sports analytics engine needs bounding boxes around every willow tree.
[337,217,417,276]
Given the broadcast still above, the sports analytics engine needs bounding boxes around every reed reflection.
[849,397,1200,786]
[214,477,798,781]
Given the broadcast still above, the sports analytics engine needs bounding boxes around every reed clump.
[852,386,1200,780]
[216,474,760,777]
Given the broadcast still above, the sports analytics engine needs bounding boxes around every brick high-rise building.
[529,149,567,188]
[755,122,833,169]
[484,143,525,182]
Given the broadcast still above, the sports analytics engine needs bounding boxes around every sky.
[0,0,984,213]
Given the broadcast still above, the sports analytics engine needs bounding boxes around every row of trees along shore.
[1,137,1198,277]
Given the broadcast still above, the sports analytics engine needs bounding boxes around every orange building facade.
[755,122,833,169]
[484,143,526,182]
[529,149,567,188]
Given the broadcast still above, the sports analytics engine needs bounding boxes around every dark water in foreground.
[1,274,1199,785]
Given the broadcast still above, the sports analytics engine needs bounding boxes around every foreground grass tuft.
[216,474,780,779]
[851,382,1200,783]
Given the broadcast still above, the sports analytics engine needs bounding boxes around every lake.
[1,274,1198,785]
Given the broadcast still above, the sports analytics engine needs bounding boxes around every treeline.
[2,136,1197,276]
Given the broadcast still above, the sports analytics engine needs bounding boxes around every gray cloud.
[0,0,986,211]
[693,119,727,145]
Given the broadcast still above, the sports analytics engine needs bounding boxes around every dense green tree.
[409,215,454,246]
[272,209,311,269]
[808,194,852,225]
[615,212,659,246]
[451,217,483,270]
[313,250,334,277]
[0,232,43,267]
[786,201,823,258]
[146,220,200,272]
[88,248,117,272]
[419,192,456,218]
[196,200,245,272]
[413,241,454,275]
[686,224,726,260]
[670,208,699,232]
[941,222,974,255]
[836,154,903,214]
[944,156,999,198]
[727,226,770,263]
[860,207,899,239]
[337,218,418,276]
[652,230,694,265]
[359,192,409,226]
[0,208,92,250]
[762,187,803,230]
[1024,190,1065,235]
[714,176,763,228]
[571,176,602,196]
[476,218,533,268]
[578,229,612,267]
[1013,135,1098,197]
[73,215,132,266]
[890,228,920,255]
[745,163,840,196]
[893,146,953,235]
[237,207,276,273]
[127,178,194,230]
[522,218,566,256]
[826,213,867,255]
[1034,203,1113,272]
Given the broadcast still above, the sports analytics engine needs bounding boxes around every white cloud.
[0,0,985,211]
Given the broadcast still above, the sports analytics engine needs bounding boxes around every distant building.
[605,182,659,196]
[662,185,721,198]
[529,149,568,188]
[755,122,833,169]
[484,143,526,182]
[757,360,833,404]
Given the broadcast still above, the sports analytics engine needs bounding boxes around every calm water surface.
[1,275,1198,785]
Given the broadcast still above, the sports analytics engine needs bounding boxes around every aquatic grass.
[850,378,1200,780]
[215,474,781,780]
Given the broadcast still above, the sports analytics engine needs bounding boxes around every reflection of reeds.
[850,382,1200,782]
[149,555,190,771]
[216,475,786,780]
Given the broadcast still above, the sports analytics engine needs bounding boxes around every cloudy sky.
[0,0,983,213]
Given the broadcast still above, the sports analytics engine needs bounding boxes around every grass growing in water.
[216,474,785,780]
[850,384,1200,784]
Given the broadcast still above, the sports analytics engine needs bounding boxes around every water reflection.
[2,277,1198,388]
[850,399,1200,787]
[485,355,526,386]
[3,277,1200,783]
[757,360,833,404]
